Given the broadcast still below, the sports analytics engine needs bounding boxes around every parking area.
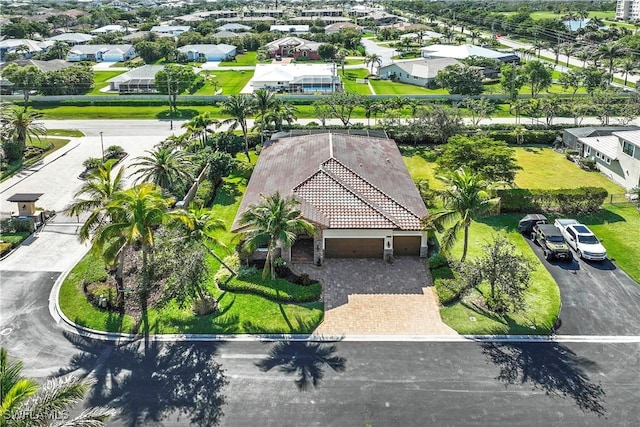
[526,238,640,335]
[293,258,457,335]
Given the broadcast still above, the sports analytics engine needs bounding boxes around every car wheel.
[531,233,537,244]
[544,250,552,261]
[577,250,583,260]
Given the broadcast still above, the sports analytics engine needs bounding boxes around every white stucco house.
[150,25,191,36]
[378,58,460,87]
[66,44,136,62]
[247,63,341,93]
[177,44,236,61]
[420,44,520,63]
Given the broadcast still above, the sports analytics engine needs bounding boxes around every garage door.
[325,238,384,258]
[393,236,421,256]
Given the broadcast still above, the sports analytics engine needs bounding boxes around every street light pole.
[99,131,105,161]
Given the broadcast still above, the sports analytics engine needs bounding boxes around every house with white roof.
[177,44,236,61]
[66,44,136,62]
[420,44,520,63]
[564,126,640,190]
[107,64,163,93]
[150,25,191,36]
[270,25,310,35]
[217,23,251,32]
[248,63,341,94]
[378,58,460,87]
[48,33,94,46]
[0,39,53,60]
[91,25,127,34]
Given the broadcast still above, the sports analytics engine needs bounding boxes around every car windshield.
[548,236,564,242]
[578,235,599,244]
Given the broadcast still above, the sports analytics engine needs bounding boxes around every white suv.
[563,224,607,261]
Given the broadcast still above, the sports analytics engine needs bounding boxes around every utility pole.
[166,74,173,130]
[99,131,105,161]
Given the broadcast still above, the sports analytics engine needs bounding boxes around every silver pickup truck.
[553,219,607,261]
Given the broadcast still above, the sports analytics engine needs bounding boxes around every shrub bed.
[218,273,322,303]
[497,187,608,214]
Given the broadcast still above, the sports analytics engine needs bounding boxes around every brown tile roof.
[231,133,427,232]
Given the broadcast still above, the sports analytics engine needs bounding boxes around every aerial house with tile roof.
[231,133,429,264]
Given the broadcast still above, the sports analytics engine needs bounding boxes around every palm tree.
[335,47,349,74]
[67,162,125,243]
[616,57,638,86]
[239,192,316,280]
[0,107,46,154]
[264,100,297,132]
[434,168,500,262]
[597,43,627,75]
[130,147,193,195]
[364,53,382,75]
[181,112,216,147]
[222,94,255,161]
[49,40,69,60]
[1,348,115,426]
[252,89,277,142]
[561,44,574,67]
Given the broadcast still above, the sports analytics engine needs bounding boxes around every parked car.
[517,214,548,235]
[554,219,607,261]
[531,223,573,262]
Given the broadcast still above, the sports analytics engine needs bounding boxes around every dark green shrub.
[83,157,102,170]
[3,140,23,161]
[23,146,46,160]
[578,157,597,170]
[218,273,322,303]
[428,253,449,270]
[435,278,467,305]
[497,187,608,214]
[105,145,125,159]
[9,217,35,233]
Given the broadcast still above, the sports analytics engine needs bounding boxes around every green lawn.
[219,51,258,67]
[88,71,126,95]
[0,231,30,245]
[437,215,561,335]
[194,70,254,95]
[2,137,71,181]
[47,129,85,137]
[344,57,366,65]
[58,151,323,334]
[528,11,616,20]
[401,147,444,189]
[340,69,372,95]
[369,79,448,95]
[513,146,625,195]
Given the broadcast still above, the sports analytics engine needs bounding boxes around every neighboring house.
[177,44,236,61]
[325,22,362,34]
[91,25,127,34]
[66,44,136,62]
[122,31,174,41]
[0,59,74,73]
[217,23,251,32]
[231,133,429,263]
[0,78,14,95]
[564,126,640,190]
[357,10,401,25]
[421,44,520,63]
[378,58,461,87]
[150,25,191,36]
[0,39,52,60]
[108,1,131,11]
[264,36,322,60]
[300,8,344,17]
[392,23,430,32]
[175,10,237,22]
[47,33,94,45]
[249,63,341,93]
[244,9,284,18]
[107,64,163,93]
[212,30,250,39]
[270,25,310,35]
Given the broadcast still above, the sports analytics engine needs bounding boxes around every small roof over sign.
[7,193,44,202]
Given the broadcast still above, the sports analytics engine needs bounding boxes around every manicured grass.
[59,152,323,334]
[0,231,30,245]
[194,70,254,95]
[219,51,258,66]
[88,71,126,95]
[33,105,219,120]
[401,147,445,189]
[340,69,372,95]
[343,57,366,65]
[579,204,640,284]
[438,214,561,335]
[47,129,85,137]
[369,79,448,95]
[2,137,71,181]
[513,146,625,195]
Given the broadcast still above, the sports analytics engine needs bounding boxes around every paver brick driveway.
[293,258,457,335]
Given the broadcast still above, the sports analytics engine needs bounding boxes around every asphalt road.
[526,237,640,336]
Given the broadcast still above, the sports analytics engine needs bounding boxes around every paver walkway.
[293,258,457,336]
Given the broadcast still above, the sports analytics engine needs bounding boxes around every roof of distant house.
[264,36,321,52]
[324,22,362,31]
[217,23,251,32]
[47,33,94,43]
[379,57,460,79]
[231,133,426,232]
[150,25,191,33]
[0,59,74,73]
[107,64,163,83]
[270,25,309,32]
[68,44,134,54]
[177,44,236,55]
[0,39,52,53]
[420,44,517,61]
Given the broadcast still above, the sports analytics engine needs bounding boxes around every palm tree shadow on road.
[56,331,229,426]
[255,340,346,392]
[480,342,606,416]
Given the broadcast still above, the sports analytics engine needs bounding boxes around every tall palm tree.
[335,47,349,73]
[0,107,46,153]
[561,44,574,67]
[364,53,382,75]
[264,100,297,132]
[239,192,316,280]
[597,43,627,75]
[616,57,638,86]
[1,348,115,426]
[67,162,125,243]
[49,40,69,60]
[221,94,255,161]
[433,168,500,262]
[181,112,216,147]
[252,89,277,142]
[130,147,193,195]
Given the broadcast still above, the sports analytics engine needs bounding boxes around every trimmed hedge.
[497,187,608,214]
[218,273,322,303]
[486,130,559,146]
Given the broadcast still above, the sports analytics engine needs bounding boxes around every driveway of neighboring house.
[293,258,457,335]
